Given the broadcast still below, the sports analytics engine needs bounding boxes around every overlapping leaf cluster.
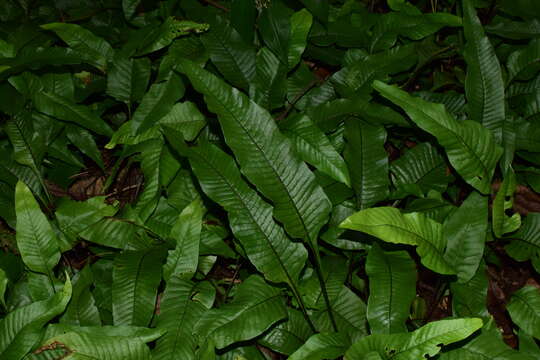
[1,0,540,359]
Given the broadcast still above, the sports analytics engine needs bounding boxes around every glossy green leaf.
[283,114,350,186]
[60,266,101,326]
[250,47,287,110]
[507,286,540,339]
[259,308,313,356]
[178,59,331,250]
[366,244,416,334]
[0,278,71,360]
[163,198,204,281]
[41,23,114,71]
[184,140,308,287]
[112,249,164,327]
[492,169,521,238]
[344,119,388,209]
[507,39,540,83]
[200,16,256,90]
[463,0,505,143]
[33,92,113,136]
[106,55,151,105]
[444,191,488,282]
[345,318,482,359]
[194,275,287,349]
[506,213,540,273]
[486,17,540,40]
[153,277,212,360]
[14,181,60,278]
[289,332,350,360]
[390,143,450,197]
[341,207,455,274]
[288,9,313,70]
[373,80,502,194]
[450,263,490,320]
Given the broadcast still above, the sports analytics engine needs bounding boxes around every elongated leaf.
[345,318,482,359]
[373,80,502,194]
[259,1,290,66]
[486,17,540,40]
[344,119,388,209]
[250,47,287,110]
[506,213,540,273]
[106,55,151,105]
[200,16,256,90]
[15,181,60,278]
[177,59,331,249]
[60,266,101,326]
[288,332,350,360]
[5,112,45,175]
[341,207,455,274]
[366,244,416,334]
[508,39,540,83]
[183,140,308,287]
[463,0,505,143]
[288,9,313,70]
[507,286,540,339]
[283,114,350,186]
[112,249,164,327]
[33,92,113,136]
[194,275,287,349]
[153,277,213,360]
[259,308,313,356]
[390,142,450,196]
[444,191,488,282]
[41,23,114,71]
[332,45,417,97]
[36,331,152,359]
[450,263,490,320]
[163,198,204,281]
[65,125,104,168]
[440,328,529,360]
[493,169,521,238]
[0,278,72,360]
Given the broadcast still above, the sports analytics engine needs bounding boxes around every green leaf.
[282,114,350,186]
[41,23,114,71]
[390,143,450,197]
[123,0,141,20]
[486,17,540,40]
[35,331,152,359]
[444,191,488,282]
[492,169,521,238]
[463,0,505,143]
[106,55,151,105]
[507,39,540,83]
[177,59,331,250]
[55,197,117,249]
[15,181,60,278]
[60,266,101,326]
[163,198,204,282]
[450,263,490,320]
[194,275,287,349]
[366,243,416,334]
[440,328,529,360]
[250,47,287,110]
[506,213,540,273]
[33,92,113,136]
[373,80,502,194]
[507,286,540,339]
[153,277,213,360]
[200,16,256,90]
[259,1,291,66]
[288,332,350,360]
[112,249,164,327]
[345,318,483,359]
[288,9,313,70]
[43,324,165,344]
[0,277,72,360]
[184,140,308,287]
[259,308,314,356]
[341,207,455,274]
[332,45,417,97]
[0,268,7,309]
[344,119,388,209]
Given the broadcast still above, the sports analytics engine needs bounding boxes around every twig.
[200,0,230,12]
